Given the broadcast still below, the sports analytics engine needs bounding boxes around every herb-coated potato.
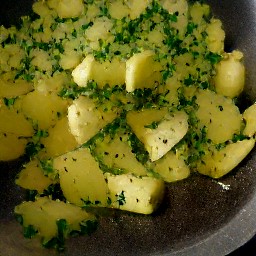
[243,103,256,137]
[53,147,109,207]
[105,173,165,214]
[0,78,33,98]
[127,108,188,161]
[15,197,95,242]
[152,150,190,182]
[94,133,148,176]
[20,90,68,130]
[0,104,33,136]
[0,133,27,161]
[40,117,78,159]
[195,89,242,144]
[196,139,255,179]
[68,96,118,145]
[125,50,162,92]
[214,51,245,98]
[15,159,53,193]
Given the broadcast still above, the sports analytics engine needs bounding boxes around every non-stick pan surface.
[1,1,256,255]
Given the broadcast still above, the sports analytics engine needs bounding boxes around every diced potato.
[0,133,27,161]
[68,96,118,145]
[59,51,81,70]
[72,55,125,88]
[105,173,165,214]
[127,0,150,20]
[125,50,162,92]
[15,159,53,193]
[0,78,33,98]
[53,147,109,207]
[15,197,95,242]
[30,49,53,72]
[127,108,189,161]
[35,72,69,94]
[32,1,51,17]
[109,0,130,19]
[92,58,126,88]
[40,117,78,159]
[85,17,113,42]
[94,133,148,176]
[243,104,256,137]
[72,55,95,87]
[0,104,33,136]
[206,19,225,53]
[196,139,255,178]
[20,90,68,130]
[190,2,210,24]
[152,150,190,182]
[195,89,242,144]
[55,0,84,18]
[160,0,188,15]
[214,51,245,98]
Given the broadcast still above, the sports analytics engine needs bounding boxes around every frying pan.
[1,0,256,255]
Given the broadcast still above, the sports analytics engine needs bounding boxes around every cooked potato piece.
[0,133,27,161]
[206,19,225,53]
[93,58,125,88]
[127,108,188,161]
[40,117,78,159]
[0,104,33,136]
[243,103,256,137]
[108,0,130,19]
[0,78,33,98]
[71,55,95,87]
[195,89,242,144]
[105,173,165,214]
[196,139,255,178]
[55,0,84,18]
[190,2,210,24]
[152,150,190,182]
[128,0,150,20]
[20,90,68,130]
[35,72,69,94]
[94,133,148,176]
[125,50,162,92]
[68,96,118,145]
[72,55,125,88]
[53,147,109,207]
[15,197,95,242]
[15,159,53,193]
[214,51,245,98]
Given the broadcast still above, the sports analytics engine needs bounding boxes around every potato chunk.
[127,108,188,161]
[53,147,109,207]
[152,150,190,182]
[0,133,27,161]
[15,159,53,193]
[0,104,33,136]
[105,173,165,214]
[93,133,148,176]
[20,90,68,130]
[0,78,33,98]
[196,139,255,178]
[125,50,162,92]
[195,89,242,144]
[56,0,84,18]
[72,55,125,88]
[15,197,95,242]
[214,51,245,98]
[68,96,118,145]
[40,117,78,158]
[243,103,256,137]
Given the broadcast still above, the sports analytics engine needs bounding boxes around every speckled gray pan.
[1,1,256,255]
